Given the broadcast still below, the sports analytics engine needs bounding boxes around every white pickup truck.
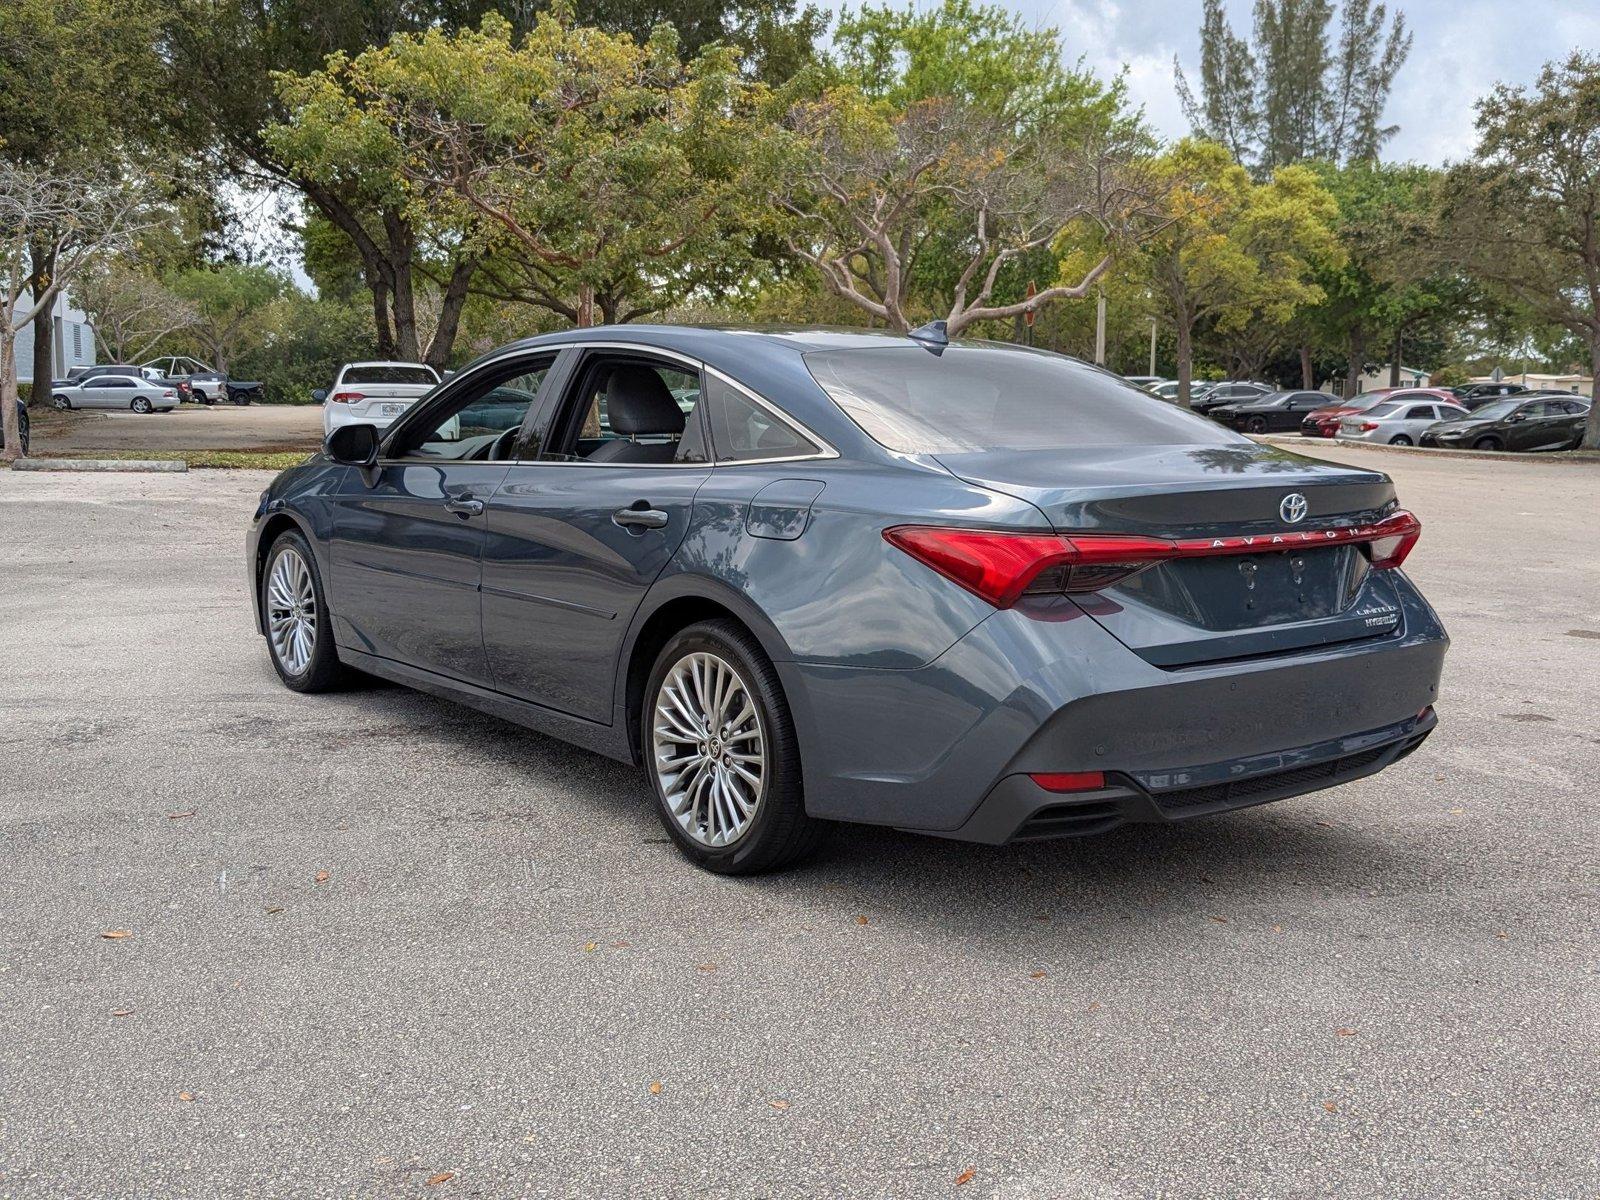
[318,361,441,435]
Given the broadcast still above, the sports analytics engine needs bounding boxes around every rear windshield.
[804,345,1241,453]
[342,365,438,385]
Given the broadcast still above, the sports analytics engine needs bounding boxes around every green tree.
[1438,52,1600,449]
[0,0,169,397]
[167,264,284,372]
[1176,0,1412,175]
[1137,140,1342,405]
[273,14,776,328]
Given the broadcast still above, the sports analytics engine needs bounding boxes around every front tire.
[262,531,344,692]
[1474,436,1500,451]
[643,619,824,874]
[1246,416,1267,434]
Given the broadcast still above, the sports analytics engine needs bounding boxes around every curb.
[11,458,188,473]
[1253,434,1600,465]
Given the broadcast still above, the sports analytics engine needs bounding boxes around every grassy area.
[34,449,311,470]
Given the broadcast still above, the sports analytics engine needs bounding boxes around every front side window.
[805,345,1240,454]
[391,360,553,460]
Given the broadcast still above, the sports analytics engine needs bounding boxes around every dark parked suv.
[1420,395,1590,452]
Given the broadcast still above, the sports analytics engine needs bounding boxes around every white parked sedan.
[318,361,440,436]
[1339,397,1468,445]
[52,373,180,413]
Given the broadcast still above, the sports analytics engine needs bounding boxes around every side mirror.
[325,421,379,466]
[311,388,328,404]
[1507,412,1526,423]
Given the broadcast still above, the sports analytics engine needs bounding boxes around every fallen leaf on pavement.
[111,1009,133,1017]
[649,1081,662,1095]
[583,941,598,953]
[1448,807,1466,815]
[178,1092,195,1102]
[425,1172,454,1186]
[769,1099,790,1110]
[955,1168,976,1185]
[1494,932,1508,940]
[314,870,330,884]
[1322,1100,1338,1113]
[166,810,196,819]
[855,915,869,925]
[1336,1028,1356,1037]
[265,906,284,915]
[1029,970,1048,980]
[1272,924,1284,933]
[612,940,630,948]
[1209,915,1228,924]
[100,930,132,940]
[696,963,718,972]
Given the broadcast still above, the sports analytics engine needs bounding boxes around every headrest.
[605,366,686,437]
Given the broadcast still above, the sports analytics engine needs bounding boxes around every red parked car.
[1300,388,1460,437]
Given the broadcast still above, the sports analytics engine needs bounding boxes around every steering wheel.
[486,426,521,461]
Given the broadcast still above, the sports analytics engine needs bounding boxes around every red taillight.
[1030,771,1106,793]
[162,389,175,398]
[1364,510,1422,569]
[330,391,365,404]
[882,527,1167,607]
[1359,421,1379,431]
[884,510,1423,608]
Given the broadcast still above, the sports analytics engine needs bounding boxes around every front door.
[325,356,557,686]
[480,350,711,723]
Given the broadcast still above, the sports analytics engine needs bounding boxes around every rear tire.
[131,397,152,414]
[53,394,72,411]
[261,530,345,693]
[1389,434,1412,446]
[643,619,825,875]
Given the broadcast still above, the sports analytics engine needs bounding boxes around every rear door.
[83,375,135,409]
[479,347,711,722]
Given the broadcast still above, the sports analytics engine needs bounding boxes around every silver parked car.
[1338,397,1468,445]
[52,373,180,413]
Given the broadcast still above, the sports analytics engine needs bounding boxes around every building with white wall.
[13,291,97,382]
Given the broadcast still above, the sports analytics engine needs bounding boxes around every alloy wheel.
[651,651,767,848]
[266,547,317,676]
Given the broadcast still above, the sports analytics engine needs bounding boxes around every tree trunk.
[576,284,595,328]
[1,331,22,460]
[1300,344,1314,389]
[368,276,396,359]
[384,213,420,361]
[1345,328,1366,396]
[1584,333,1600,451]
[1175,321,1194,409]
[1389,328,1402,387]
[425,256,477,370]
[29,240,56,402]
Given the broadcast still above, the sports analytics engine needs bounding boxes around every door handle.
[613,505,669,530]
[445,494,485,518]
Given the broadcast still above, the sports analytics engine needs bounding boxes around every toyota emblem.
[1279,493,1308,524]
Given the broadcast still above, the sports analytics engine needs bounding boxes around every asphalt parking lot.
[1,445,1595,1197]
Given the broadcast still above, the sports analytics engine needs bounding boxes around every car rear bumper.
[323,405,405,435]
[933,709,1435,844]
[780,574,1447,836]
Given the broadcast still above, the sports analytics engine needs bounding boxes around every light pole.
[1094,288,1107,366]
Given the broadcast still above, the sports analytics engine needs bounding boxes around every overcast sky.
[1012,0,1600,164]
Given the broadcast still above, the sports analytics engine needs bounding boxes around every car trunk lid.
[934,444,1407,667]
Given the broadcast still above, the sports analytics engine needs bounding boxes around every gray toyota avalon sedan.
[247,326,1446,874]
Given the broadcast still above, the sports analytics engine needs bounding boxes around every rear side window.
[704,375,819,462]
[805,346,1240,453]
[1365,402,1400,417]
[1404,406,1434,420]
[343,365,439,386]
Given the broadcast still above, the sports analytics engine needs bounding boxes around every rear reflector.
[884,510,1421,608]
[1030,771,1106,793]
